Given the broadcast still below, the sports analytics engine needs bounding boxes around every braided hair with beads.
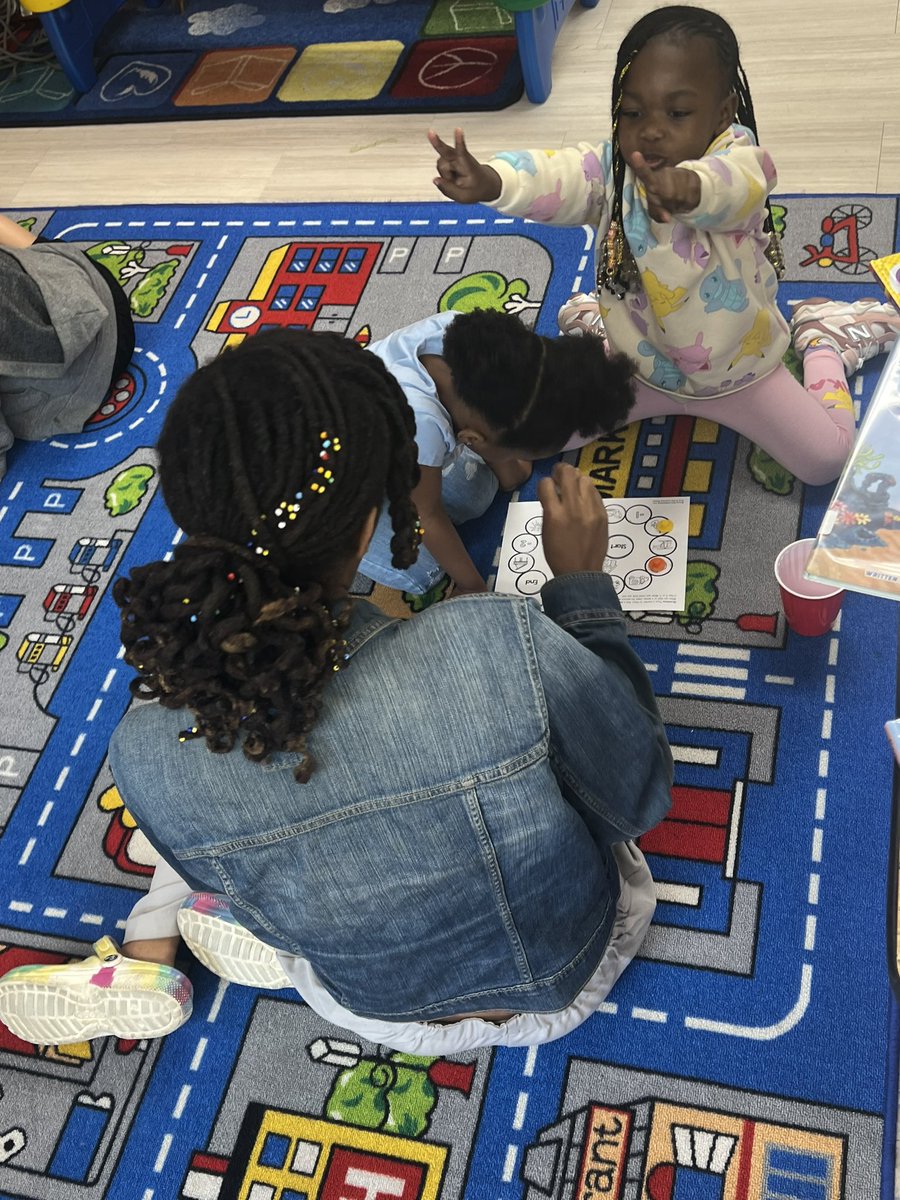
[113,329,421,783]
[600,4,784,298]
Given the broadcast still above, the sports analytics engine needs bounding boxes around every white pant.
[126,842,656,1054]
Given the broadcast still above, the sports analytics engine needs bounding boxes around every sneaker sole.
[0,978,191,1044]
[177,907,292,990]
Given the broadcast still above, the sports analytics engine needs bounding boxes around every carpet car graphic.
[0,199,896,1200]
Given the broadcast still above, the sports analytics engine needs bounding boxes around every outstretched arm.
[413,464,487,594]
[0,214,37,250]
[428,127,503,204]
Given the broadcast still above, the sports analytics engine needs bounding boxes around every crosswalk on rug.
[0,197,898,1200]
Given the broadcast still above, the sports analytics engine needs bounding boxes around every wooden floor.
[4,0,900,207]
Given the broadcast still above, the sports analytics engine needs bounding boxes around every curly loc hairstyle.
[114,329,421,783]
[600,4,784,297]
[442,308,636,453]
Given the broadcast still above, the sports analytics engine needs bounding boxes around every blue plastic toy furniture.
[501,0,600,103]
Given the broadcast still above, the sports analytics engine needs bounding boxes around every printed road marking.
[512,1092,528,1130]
[821,710,832,739]
[686,963,812,1038]
[674,662,748,681]
[812,827,823,862]
[502,1145,518,1183]
[764,675,794,685]
[153,1134,173,1173]
[816,788,827,820]
[190,1038,208,1071]
[804,915,817,952]
[672,682,746,700]
[43,907,66,919]
[87,699,102,722]
[670,745,719,765]
[172,1085,191,1119]
[18,838,35,866]
[632,1007,667,1022]
[54,767,69,791]
[523,1045,538,1076]
[70,732,86,757]
[207,978,228,1023]
[725,781,743,880]
[37,801,53,827]
[677,644,751,660]
[655,882,701,906]
[818,750,829,777]
[9,901,32,913]
[825,674,835,703]
[80,913,104,925]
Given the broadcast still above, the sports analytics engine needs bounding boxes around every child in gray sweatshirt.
[0,214,134,481]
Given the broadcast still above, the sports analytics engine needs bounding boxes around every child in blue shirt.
[360,307,635,594]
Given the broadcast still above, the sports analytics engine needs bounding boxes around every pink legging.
[568,346,854,487]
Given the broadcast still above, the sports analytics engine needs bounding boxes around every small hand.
[628,151,702,222]
[537,463,609,576]
[428,127,503,204]
[452,580,489,597]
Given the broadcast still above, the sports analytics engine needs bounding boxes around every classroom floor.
[4,0,900,206]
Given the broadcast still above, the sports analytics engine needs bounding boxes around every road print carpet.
[0,0,523,127]
[0,197,897,1200]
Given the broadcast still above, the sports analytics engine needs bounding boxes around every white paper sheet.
[494,496,690,611]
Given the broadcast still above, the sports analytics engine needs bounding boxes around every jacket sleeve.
[677,143,777,234]
[534,572,673,844]
[487,142,612,230]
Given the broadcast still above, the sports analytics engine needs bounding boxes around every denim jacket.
[110,573,673,1021]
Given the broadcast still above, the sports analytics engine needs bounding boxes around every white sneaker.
[790,296,900,375]
[0,937,192,1045]
[558,291,606,338]
[177,894,292,989]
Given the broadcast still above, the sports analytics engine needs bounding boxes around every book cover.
[806,338,900,599]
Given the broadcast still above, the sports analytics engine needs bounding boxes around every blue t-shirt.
[368,311,458,469]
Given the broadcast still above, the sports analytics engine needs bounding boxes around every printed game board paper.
[494,497,690,611]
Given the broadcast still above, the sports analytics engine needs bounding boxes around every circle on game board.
[605,503,625,524]
[646,555,672,576]
[645,514,674,536]
[509,553,534,573]
[512,533,538,554]
[516,571,547,595]
[227,304,262,330]
[525,515,543,536]
[606,534,634,558]
[609,575,624,594]
[625,504,652,524]
[649,535,677,555]
[625,568,652,590]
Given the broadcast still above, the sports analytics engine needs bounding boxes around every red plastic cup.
[774,538,844,636]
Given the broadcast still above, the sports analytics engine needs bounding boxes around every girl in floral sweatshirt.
[429,5,900,486]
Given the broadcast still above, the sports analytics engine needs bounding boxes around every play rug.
[0,0,523,128]
[0,197,897,1200]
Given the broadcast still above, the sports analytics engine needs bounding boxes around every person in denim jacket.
[0,329,672,1054]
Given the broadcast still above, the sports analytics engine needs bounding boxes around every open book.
[806,338,900,599]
